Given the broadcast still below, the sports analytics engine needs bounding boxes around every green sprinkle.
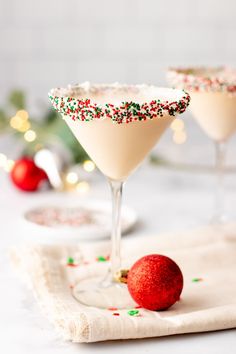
[97,256,107,262]
[192,278,203,282]
[67,257,74,265]
[128,309,139,316]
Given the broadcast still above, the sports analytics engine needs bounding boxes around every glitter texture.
[127,254,183,311]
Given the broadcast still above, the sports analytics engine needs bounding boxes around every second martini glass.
[49,83,190,308]
[168,67,236,224]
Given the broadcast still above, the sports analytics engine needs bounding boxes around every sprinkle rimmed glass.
[49,83,190,308]
[167,67,236,224]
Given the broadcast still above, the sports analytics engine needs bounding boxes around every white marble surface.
[1,163,236,354]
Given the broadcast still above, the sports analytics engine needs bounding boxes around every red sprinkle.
[108,307,118,311]
[112,313,120,316]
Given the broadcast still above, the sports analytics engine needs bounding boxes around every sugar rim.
[48,82,190,124]
[167,66,236,94]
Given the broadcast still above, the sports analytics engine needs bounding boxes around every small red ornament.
[10,157,48,192]
[127,254,183,311]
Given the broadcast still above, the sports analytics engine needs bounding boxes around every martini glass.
[49,83,190,308]
[167,67,236,223]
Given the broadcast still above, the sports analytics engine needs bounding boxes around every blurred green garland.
[0,89,88,163]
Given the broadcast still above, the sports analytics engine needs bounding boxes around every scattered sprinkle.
[66,257,79,267]
[112,312,120,316]
[192,278,203,282]
[108,307,118,311]
[96,256,108,262]
[67,257,74,265]
[128,309,140,317]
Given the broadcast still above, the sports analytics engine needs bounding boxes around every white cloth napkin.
[11,224,236,342]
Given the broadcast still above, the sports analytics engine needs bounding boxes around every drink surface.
[66,115,174,180]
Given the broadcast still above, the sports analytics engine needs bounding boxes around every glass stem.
[109,179,123,281]
[214,141,227,223]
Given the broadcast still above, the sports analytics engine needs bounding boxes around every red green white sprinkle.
[49,84,190,125]
[168,67,236,95]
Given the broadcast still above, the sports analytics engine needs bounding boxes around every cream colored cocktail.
[189,92,236,142]
[49,83,190,308]
[168,67,236,142]
[66,115,173,180]
[167,67,236,222]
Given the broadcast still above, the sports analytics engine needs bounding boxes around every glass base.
[72,275,136,309]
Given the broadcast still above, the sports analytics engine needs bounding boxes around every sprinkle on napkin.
[192,277,203,282]
[128,310,140,317]
[67,257,74,264]
[96,256,109,262]
[66,257,79,267]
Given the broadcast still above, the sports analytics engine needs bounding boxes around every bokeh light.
[83,160,95,172]
[4,159,15,172]
[24,129,37,142]
[66,172,79,184]
[0,153,7,167]
[76,181,90,193]
[10,110,30,132]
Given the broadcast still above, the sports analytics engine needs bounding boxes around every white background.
[1,0,236,110]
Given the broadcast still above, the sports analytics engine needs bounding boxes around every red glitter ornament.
[10,157,48,192]
[127,254,183,311]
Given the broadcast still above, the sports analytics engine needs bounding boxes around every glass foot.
[72,276,136,309]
